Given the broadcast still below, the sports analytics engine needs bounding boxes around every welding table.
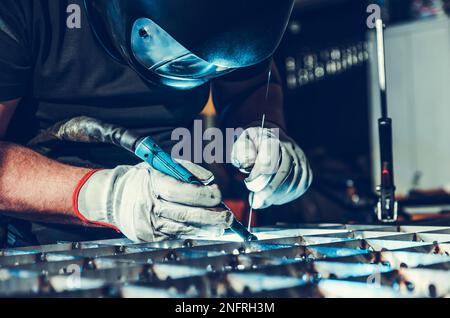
[1,224,450,298]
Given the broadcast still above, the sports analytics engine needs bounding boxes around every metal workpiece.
[349,268,450,298]
[1,225,450,298]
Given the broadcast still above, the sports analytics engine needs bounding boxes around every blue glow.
[131,18,186,69]
[131,18,234,89]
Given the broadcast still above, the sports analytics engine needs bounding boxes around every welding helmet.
[84,0,295,89]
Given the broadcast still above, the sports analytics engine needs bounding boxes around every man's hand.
[75,160,233,242]
[231,126,312,209]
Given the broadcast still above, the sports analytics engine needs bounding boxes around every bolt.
[429,284,437,298]
[139,28,149,38]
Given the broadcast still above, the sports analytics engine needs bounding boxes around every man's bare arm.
[0,99,91,225]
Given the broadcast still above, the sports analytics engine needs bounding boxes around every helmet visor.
[131,18,234,86]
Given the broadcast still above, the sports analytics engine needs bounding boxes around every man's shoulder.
[0,0,74,13]
[0,0,80,30]
[0,0,33,34]
[0,0,33,12]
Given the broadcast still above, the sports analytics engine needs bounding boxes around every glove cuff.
[72,169,120,232]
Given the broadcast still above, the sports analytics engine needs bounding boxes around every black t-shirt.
[0,0,225,167]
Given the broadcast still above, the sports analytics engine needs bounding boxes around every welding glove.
[73,160,233,242]
[231,125,312,210]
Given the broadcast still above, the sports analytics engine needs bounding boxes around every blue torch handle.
[135,137,203,185]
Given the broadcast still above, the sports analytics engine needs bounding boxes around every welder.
[0,0,312,245]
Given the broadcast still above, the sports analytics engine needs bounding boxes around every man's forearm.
[0,142,91,225]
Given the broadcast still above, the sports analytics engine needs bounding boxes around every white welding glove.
[74,160,233,242]
[231,126,313,210]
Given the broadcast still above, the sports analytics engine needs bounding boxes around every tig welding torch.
[28,116,257,241]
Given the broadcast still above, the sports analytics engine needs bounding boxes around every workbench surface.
[1,224,450,297]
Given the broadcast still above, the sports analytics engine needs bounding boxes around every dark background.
[258,0,446,225]
[276,0,370,176]
[257,0,374,225]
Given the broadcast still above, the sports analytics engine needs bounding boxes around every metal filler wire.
[248,61,273,231]
[248,114,266,231]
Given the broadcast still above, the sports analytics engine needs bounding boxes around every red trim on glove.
[72,169,120,232]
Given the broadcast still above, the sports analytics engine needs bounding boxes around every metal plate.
[1,224,450,297]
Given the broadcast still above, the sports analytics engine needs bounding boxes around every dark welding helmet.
[84,0,295,89]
